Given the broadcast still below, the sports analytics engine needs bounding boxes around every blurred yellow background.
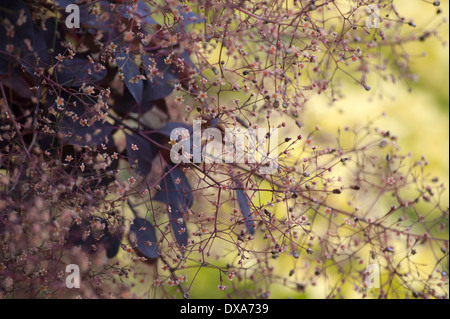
[297,0,450,298]
[128,0,449,299]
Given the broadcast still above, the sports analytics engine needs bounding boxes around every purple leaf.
[114,95,167,116]
[78,1,114,31]
[153,167,193,249]
[59,97,116,148]
[126,133,154,177]
[0,70,33,99]
[117,52,144,105]
[234,181,255,235]
[103,233,122,259]
[67,217,121,258]
[142,55,178,103]
[129,218,159,259]
[121,0,157,26]
[54,0,76,7]
[55,58,107,87]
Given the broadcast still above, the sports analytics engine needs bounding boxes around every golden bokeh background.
[127,0,449,299]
